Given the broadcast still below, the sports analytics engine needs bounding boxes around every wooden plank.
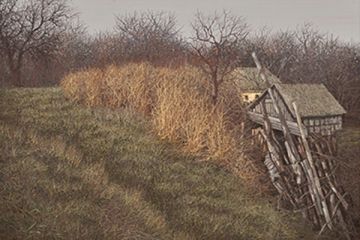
[247,111,307,137]
[293,102,334,230]
[252,53,303,165]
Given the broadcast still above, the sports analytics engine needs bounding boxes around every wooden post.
[252,53,302,167]
[293,102,333,229]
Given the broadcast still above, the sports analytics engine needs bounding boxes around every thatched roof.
[232,67,281,91]
[274,83,346,117]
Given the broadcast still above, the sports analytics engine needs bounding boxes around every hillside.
[338,122,360,228]
[0,88,334,239]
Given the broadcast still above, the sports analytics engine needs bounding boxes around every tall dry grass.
[61,63,264,182]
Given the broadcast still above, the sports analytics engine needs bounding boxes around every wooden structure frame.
[249,53,356,239]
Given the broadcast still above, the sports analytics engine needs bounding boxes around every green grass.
[0,88,327,239]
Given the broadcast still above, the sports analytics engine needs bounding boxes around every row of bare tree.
[245,25,360,114]
[1,1,359,114]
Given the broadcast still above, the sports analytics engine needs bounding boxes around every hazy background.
[71,0,360,42]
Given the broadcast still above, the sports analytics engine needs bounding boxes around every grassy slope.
[338,122,360,227]
[0,88,323,239]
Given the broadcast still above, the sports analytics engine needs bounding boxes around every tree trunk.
[8,55,23,87]
[9,65,22,87]
[211,75,219,104]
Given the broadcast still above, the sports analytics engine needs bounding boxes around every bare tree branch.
[190,10,248,104]
[0,0,74,86]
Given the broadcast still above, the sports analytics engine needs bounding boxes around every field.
[0,87,335,239]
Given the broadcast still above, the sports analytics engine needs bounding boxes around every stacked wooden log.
[251,53,357,239]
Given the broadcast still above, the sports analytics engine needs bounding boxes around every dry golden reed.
[61,63,264,182]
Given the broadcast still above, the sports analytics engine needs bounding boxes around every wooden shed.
[247,83,346,136]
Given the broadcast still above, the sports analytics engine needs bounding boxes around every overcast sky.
[70,0,360,43]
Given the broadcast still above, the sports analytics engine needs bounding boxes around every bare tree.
[57,21,92,71]
[190,10,249,104]
[247,24,360,113]
[0,0,73,86]
[115,11,185,65]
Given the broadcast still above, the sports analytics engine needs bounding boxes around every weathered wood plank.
[247,111,307,137]
[293,102,334,230]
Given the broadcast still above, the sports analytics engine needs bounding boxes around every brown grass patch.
[61,63,265,184]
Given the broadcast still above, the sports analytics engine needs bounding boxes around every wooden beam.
[293,102,334,230]
[247,111,307,137]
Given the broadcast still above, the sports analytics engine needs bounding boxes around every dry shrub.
[153,67,212,148]
[61,68,104,105]
[102,64,158,114]
[61,63,264,182]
